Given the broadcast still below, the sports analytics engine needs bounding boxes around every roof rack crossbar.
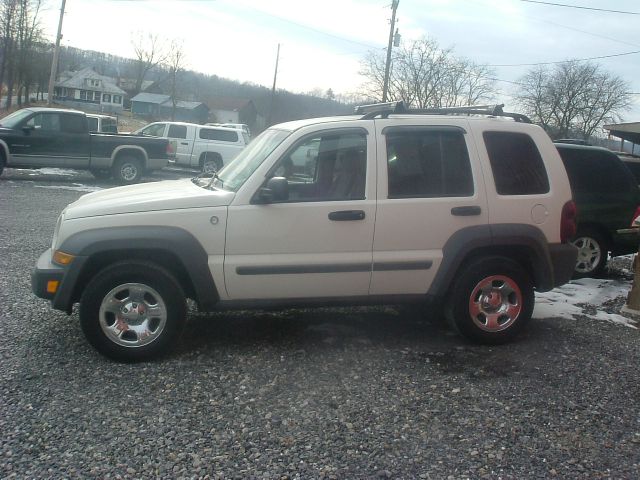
[354,102,532,123]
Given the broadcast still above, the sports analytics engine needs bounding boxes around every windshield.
[0,109,32,128]
[199,128,290,192]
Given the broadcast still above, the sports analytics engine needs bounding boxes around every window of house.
[199,128,239,142]
[103,93,111,103]
[267,130,367,202]
[79,90,88,100]
[94,92,101,102]
[26,113,61,132]
[483,131,550,195]
[386,127,474,198]
[168,124,187,139]
[113,95,122,104]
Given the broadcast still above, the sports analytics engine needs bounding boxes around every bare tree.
[359,37,495,108]
[131,32,167,94]
[516,61,631,139]
[166,39,186,120]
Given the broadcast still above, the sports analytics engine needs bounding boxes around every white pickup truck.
[136,121,248,173]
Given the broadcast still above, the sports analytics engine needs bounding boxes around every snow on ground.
[34,184,103,193]
[12,168,79,176]
[534,277,638,329]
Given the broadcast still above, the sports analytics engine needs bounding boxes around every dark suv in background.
[556,143,640,277]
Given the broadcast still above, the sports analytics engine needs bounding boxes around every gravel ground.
[1,170,639,479]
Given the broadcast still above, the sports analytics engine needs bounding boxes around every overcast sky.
[40,0,640,119]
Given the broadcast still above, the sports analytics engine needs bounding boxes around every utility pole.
[267,43,280,127]
[47,0,66,106]
[382,0,399,102]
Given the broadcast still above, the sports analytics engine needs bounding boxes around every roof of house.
[55,67,126,95]
[131,94,209,111]
[207,97,253,112]
[131,93,171,104]
[604,122,640,145]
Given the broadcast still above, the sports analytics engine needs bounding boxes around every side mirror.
[257,177,289,204]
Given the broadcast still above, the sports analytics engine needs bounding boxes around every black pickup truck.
[0,107,174,183]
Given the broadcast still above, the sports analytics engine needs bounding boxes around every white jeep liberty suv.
[33,103,578,361]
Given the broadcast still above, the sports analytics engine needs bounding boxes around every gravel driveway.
[1,170,639,479]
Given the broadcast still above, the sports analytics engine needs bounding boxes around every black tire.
[445,256,534,344]
[201,153,222,175]
[79,261,187,362]
[571,229,608,278]
[113,156,143,184]
[90,169,112,180]
[0,150,5,176]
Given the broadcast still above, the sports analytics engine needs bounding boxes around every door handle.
[451,206,481,216]
[180,142,189,145]
[328,210,366,221]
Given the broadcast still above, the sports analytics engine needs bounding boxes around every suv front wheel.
[79,261,187,361]
[445,257,534,344]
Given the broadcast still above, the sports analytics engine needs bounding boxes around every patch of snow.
[34,183,102,193]
[12,168,79,176]
[534,278,638,329]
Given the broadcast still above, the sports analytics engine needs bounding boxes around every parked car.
[0,107,174,183]
[618,153,640,185]
[556,143,640,277]
[221,123,251,139]
[33,102,578,361]
[136,121,247,173]
[86,113,118,133]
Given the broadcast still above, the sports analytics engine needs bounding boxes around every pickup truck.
[0,107,174,183]
[136,121,247,174]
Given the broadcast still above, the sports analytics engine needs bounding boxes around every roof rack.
[354,101,532,123]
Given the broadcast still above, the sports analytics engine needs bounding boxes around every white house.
[53,67,126,113]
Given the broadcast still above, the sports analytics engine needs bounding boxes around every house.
[207,98,258,133]
[131,93,210,124]
[53,67,126,113]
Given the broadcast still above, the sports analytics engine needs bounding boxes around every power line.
[485,49,640,67]
[520,0,640,15]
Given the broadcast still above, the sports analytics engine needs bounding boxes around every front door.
[10,111,65,167]
[224,128,376,300]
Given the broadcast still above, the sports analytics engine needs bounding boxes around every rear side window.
[483,131,550,195]
[168,124,187,139]
[200,128,239,142]
[386,128,474,198]
[558,148,633,194]
[61,114,87,134]
[87,117,99,132]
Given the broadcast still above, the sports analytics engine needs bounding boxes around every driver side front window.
[270,131,367,202]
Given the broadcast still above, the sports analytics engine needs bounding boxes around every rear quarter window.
[200,128,239,142]
[483,131,550,195]
[558,148,634,194]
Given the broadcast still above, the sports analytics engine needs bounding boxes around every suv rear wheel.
[445,257,534,344]
[571,229,608,278]
[79,261,187,362]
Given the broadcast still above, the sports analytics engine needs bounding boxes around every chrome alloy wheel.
[572,236,602,274]
[468,275,523,332]
[119,163,139,182]
[98,283,167,348]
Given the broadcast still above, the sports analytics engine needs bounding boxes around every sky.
[39,0,640,120]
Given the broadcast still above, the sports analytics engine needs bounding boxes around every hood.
[64,178,235,219]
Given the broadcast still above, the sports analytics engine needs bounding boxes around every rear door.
[59,113,91,168]
[370,119,489,295]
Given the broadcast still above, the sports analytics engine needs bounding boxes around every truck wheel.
[79,261,187,362]
[202,153,222,175]
[445,256,533,344]
[571,230,608,278]
[113,156,143,184]
[90,169,112,180]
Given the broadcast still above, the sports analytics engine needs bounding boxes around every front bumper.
[32,249,86,313]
